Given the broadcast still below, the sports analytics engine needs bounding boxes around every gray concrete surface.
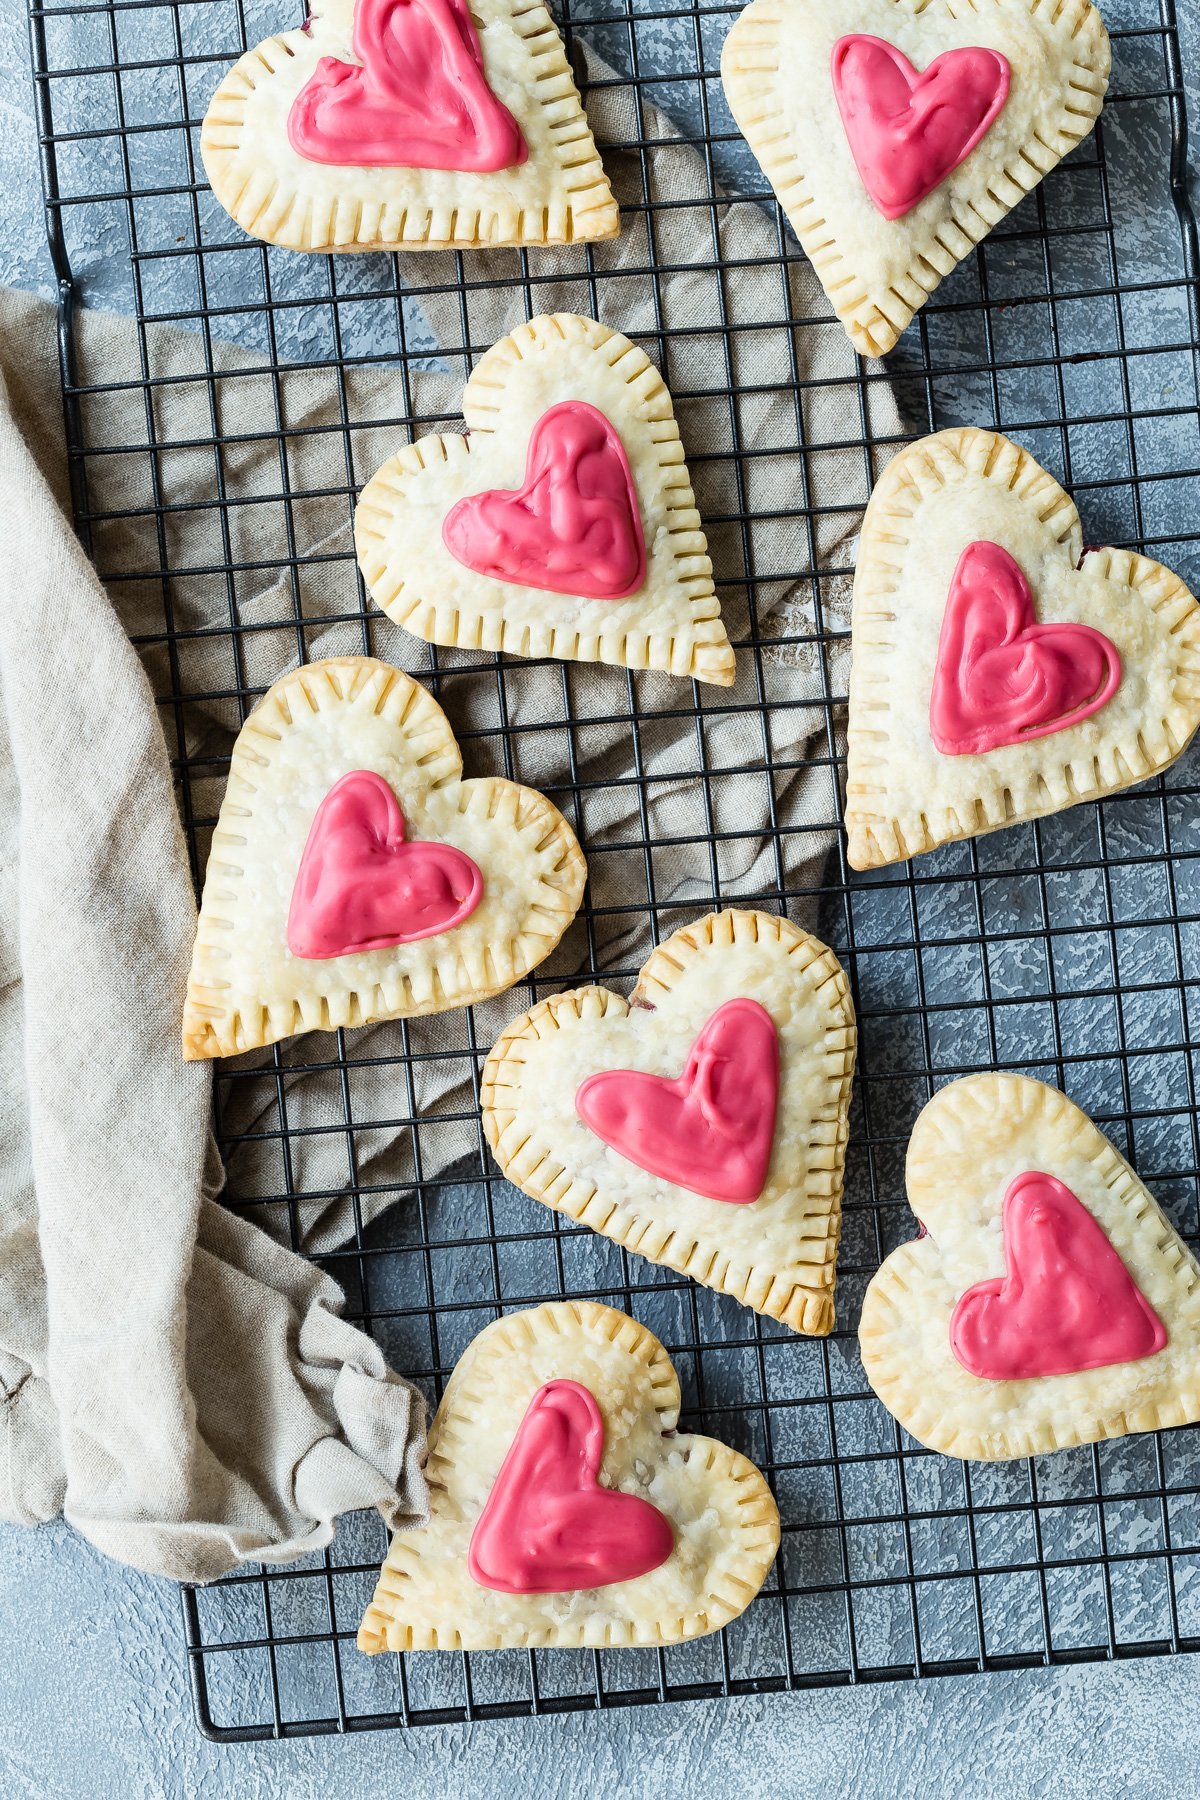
[5,1,1200,1794]
[8,1509,1200,1800]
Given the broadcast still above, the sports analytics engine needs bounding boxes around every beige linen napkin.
[0,291,427,1580]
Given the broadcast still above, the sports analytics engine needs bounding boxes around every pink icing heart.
[442,401,647,600]
[950,1172,1167,1380]
[575,998,779,1203]
[287,769,483,959]
[930,540,1121,756]
[831,34,1010,220]
[468,1380,674,1594]
[288,0,526,172]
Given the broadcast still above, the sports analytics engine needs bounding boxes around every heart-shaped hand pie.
[481,909,856,1335]
[200,0,618,252]
[356,313,735,684]
[845,429,1200,870]
[722,0,1110,356]
[358,1300,780,1651]
[182,657,585,1059]
[859,1074,1200,1461]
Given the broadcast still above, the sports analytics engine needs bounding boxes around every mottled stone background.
[4,0,1200,1793]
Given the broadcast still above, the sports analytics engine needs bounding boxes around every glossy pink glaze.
[288,0,526,171]
[468,1380,674,1594]
[287,769,483,958]
[575,998,779,1203]
[831,34,1010,220]
[930,540,1121,756]
[442,401,647,599]
[950,1171,1167,1380]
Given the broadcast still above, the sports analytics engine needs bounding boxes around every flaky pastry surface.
[182,657,585,1059]
[722,0,1110,356]
[859,1074,1200,1461]
[200,0,618,251]
[358,1300,780,1652]
[481,909,856,1335]
[845,428,1200,869]
[355,313,735,684]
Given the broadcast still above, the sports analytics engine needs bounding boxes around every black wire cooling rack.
[25,0,1200,1742]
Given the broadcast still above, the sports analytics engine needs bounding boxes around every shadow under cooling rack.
[25,0,1200,1740]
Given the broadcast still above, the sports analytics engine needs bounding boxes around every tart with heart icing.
[182,656,585,1059]
[481,909,856,1335]
[845,428,1200,870]
[355,313,736,684]
[357,1299,780,1651]
[200,0,618,252]
[721,0,1110,356]
[859,1073,1200,1461]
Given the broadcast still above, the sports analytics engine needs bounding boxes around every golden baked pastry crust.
[355,313,736,685]
[182,656,586,1059]
[860,1074,1200,1461]
[721,0,1110,356]
[358,1300,781,1652]
[200,0,619,252]
[845,427,1200,869]
[481,908,856,1336]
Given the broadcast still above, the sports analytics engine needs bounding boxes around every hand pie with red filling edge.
[358,1300,780,1652]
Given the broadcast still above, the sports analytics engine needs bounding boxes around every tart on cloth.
[182,657,585,1059]
[721,0,1111,356]
[357,1300,780,1651]
[481,908,857,1336]
[200,0,618,252]
[859,1073,1200,1461]
[845,428,1200,870]
[355,312,736,685]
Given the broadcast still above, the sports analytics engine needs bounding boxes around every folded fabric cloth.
[0,290,427,1581]
[0,44,899,1583]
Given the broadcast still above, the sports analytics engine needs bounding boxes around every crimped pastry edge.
[357,1299,782,1652]
[200,1,619,252]
[721,0,1111,357]
[182,656,586,1059]
[480,908,857,1335]
[859,1073,1200,1461]
[354,312,736,685]
[844,426,1200,869]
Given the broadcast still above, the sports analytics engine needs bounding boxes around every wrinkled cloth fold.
[0,292,428,1581]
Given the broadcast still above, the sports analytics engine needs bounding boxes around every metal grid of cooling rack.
[25,0,1200,1743]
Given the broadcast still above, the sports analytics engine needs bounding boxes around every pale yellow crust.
[845,427,1200,869]
[721,0,1110,357]
[480,909,856,1335]
[357,1300,781,1652]
[200,0,619,252]
[355,313,736,685]
[859,1074,1200,1461]
[182,657,586,1059]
